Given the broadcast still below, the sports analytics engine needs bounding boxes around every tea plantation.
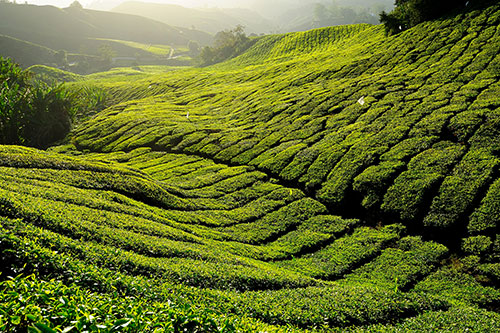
[2,3,500,332]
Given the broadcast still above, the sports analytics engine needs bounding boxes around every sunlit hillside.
[1,2,500,332]
[0,2,211,70]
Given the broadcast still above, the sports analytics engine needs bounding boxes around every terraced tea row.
[3,3,500,331]
[0,147,361,287]
[3,215,499,331]
[3,146,488,331]
[72,7,500,254]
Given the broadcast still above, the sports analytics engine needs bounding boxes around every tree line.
[381,0,496,35]
[197,26,255,66]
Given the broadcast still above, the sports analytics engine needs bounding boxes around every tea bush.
[2,3,500,331]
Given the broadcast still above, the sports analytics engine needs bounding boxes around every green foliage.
[199,26,254,66]
[345,236,448,291]
[236,285,446,329]
[71,84,108,122]
[279,226,400,279]
[0,274,235,332]
[2,3,500,331]
[462,236,493,255]
[382,142,465,221]
[0,57,76,148]
[28,65,82,84]
[221,198,327,244]
[414,267,500,307]
[0,60,106,148]
[354,136,436,209]
[380,0,496,35]
[363,307,500,332]
[424,148,499,229]
[478,262,500,283]
[0,218,285,332]
[469,174,500,233]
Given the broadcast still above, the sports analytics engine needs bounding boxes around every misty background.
[21,0,395,34]
[0,0,395,73]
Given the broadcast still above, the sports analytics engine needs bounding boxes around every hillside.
[0,2,211,61]
[112,1,274,35]
[0,35,56,67]
[111,0,390,35]
[2,3,500,332]
[273,2,382,32]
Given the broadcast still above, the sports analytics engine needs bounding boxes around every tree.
[0,56,31,144]
[188,40,200,57]
[380,10,404,36]
[198,25,253,66]
[380,0,496,35]
[214,25,247,49]
[199,46,215,66]
[54,50,68,68]
[69,1,83,9]
[98,44,115,70]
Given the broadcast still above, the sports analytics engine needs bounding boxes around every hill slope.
[112,1,274,34]
[0,2,212,53]
[73,6,500,246]
[0,34,56,67]
[2,4,500,332]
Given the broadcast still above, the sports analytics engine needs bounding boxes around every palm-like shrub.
[0,57,86,148]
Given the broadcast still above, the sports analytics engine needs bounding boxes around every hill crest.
[112,1,274,34]
[0,2,212,52]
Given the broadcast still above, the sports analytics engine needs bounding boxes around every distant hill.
[111,1,274,34]
[274,1,385,32]
[0,34,56,67]
[110,1,387,35]
[247,0,394,18]
[0,2,212,54]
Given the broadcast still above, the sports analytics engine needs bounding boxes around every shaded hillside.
[1,3,500,332]
[0,34,56,67]
[0,2,212,54]
[112,1,274,34]
[111,0,392,35]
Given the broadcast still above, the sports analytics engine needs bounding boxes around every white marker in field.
[186,111,190,119]
[358,96,365,106]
